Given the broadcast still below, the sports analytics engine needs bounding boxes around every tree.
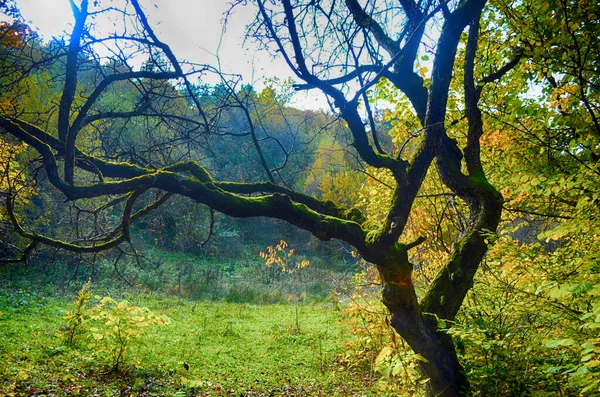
[0,0,559,395]
[243,1,513,394]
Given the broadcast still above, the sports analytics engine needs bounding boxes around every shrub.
[87,296,170,373]
[62,282,170,373]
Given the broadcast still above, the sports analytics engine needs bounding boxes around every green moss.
[469,173,498,193]
[345,207,366,224]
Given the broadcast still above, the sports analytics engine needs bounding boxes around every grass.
[0,286,382,396]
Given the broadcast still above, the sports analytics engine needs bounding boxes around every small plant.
[260,240,310,329]
[87,296,170,373]
[63,279,92,346]
[259,240,310,275]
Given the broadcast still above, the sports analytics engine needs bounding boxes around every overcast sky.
[10,0,328,109]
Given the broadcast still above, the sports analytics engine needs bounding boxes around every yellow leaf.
[411,353,429,363]
[375,346,393,365]
[17,370,29,381]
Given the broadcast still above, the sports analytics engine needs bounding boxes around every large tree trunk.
[391,309,469,397]
[364,245,470,397]
[368,179,502,396]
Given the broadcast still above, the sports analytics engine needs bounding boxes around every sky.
[8,0,328,109]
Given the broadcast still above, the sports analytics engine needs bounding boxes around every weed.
[63,279,92,346]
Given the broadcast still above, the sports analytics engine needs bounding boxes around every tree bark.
[386,287,470,396]
[362,244,470,396]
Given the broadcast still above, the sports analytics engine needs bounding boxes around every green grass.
[0,287,379,396]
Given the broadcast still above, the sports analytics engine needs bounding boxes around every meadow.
[0,283,386,397]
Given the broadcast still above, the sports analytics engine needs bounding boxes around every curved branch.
[4,191,130,253]
[71,70,181,132]
[215,180,364,222]
[1,114,368,250]
[293,65,389,90]
[0,240,37,265]
[130,0,210,127]
[477,51,523,93]
[420,11,504,321]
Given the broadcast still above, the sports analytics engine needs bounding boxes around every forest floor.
[0,287,387,397]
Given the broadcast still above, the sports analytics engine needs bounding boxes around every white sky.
[10,0,328,109]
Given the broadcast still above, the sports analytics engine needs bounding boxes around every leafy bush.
[62,282,170,373]
[86,296,170,373]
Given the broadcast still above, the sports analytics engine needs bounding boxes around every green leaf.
[569,283,593,295]
[392,360,404,376]
[412,353,429,363]
[573,365,590,377]
[545,338,574,348]
[581,380,600,394]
